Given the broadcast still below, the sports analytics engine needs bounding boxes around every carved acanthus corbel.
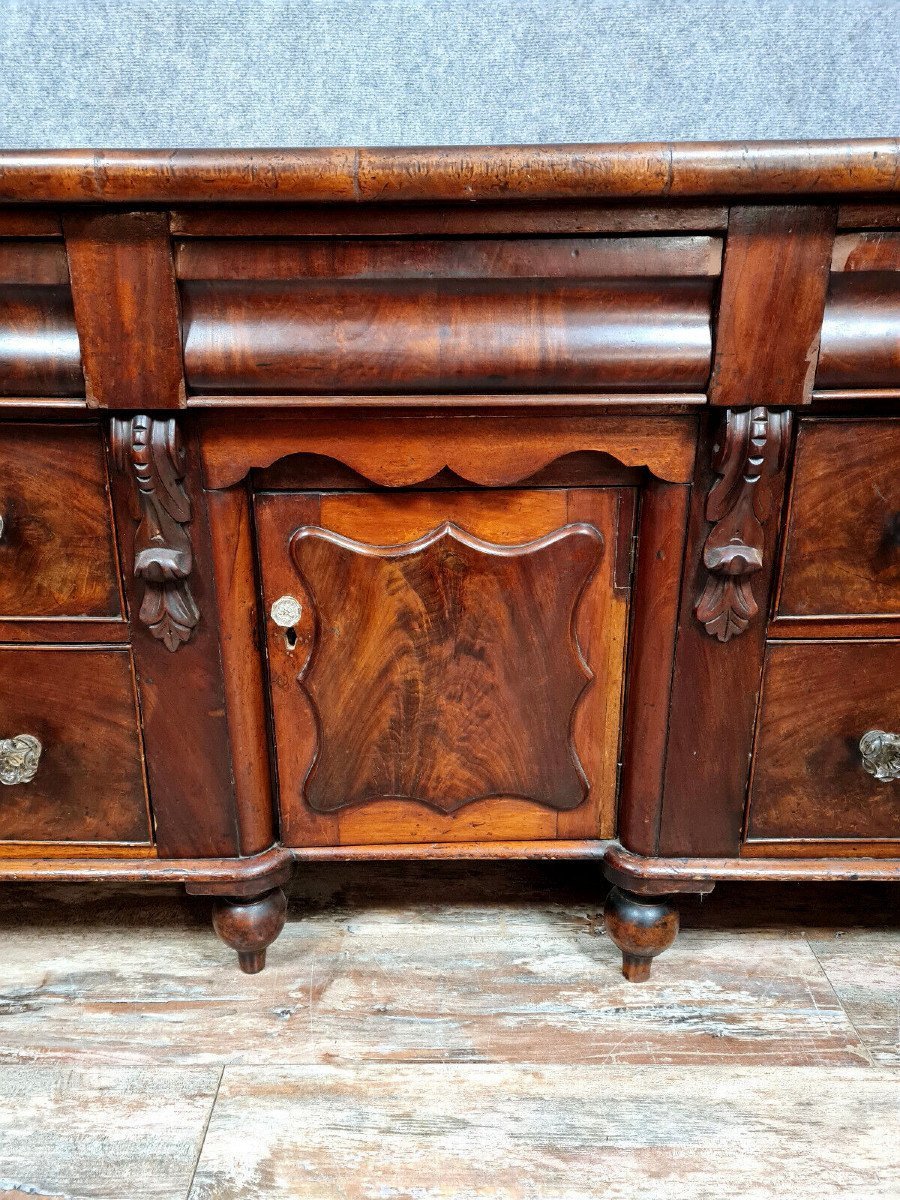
[695,407,791,642]
[111,415,200,652]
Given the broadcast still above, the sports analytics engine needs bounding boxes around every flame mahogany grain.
[0,143,896,978]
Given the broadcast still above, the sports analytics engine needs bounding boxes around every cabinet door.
[256,488,632,847]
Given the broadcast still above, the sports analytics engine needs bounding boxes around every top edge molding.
[0,141,897,204]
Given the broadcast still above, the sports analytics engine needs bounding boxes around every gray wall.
[1,0,897,147]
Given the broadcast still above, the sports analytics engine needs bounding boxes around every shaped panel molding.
[289,520,604,814]
[111,414,200,652]
[695,406,792,642]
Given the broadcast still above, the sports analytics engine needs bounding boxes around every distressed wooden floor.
[0,863,897,1199]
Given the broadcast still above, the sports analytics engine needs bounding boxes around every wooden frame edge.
[603,843,900,895]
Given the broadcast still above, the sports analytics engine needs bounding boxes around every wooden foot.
[603,886,679,982]
[211,886,288,974]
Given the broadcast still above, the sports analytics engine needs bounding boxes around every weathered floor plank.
[807,930,900,1067]
[188,1064,900,1200]
[0,867,881,1068]
[0,1064,221,1200]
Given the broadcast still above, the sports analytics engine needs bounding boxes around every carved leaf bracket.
[695,407,792,642]
[111,415,200,652]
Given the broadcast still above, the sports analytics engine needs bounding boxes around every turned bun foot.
[603,886,679,982]
[212,886,288,974]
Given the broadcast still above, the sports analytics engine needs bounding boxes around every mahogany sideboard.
[0,142,897,980]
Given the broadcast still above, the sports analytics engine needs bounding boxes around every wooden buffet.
[0,142,897,979]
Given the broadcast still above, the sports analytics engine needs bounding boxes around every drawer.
[0,424,123,618]
[0,647,150,843]
[179,234,718,394]
[255,487,633,846]
[778,419,899,618]
[747,641,900,842]
[0,241,83,396]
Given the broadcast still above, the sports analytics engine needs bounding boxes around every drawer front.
[778,419,899,617]
[0,424,123,618]
[747,641,900,842]
[179,234,718,394]
[256,487,632,846]
[0,241,83,396]
[0,647,150,843]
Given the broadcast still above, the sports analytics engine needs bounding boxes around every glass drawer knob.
[859,730,900,783]
[0,734,42,786]
[271,595,302,628]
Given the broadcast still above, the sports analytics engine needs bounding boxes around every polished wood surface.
[64,211,186,410]
[0,423,122,619]
[0,144,897,979]
[710,206,834,408]
[107,423,243,859]
[0,239,70,284]
[182,277,714,393]
[817,273,900,388]
[778,419,900,617]
[657,409,792,858]
[0,282,82,395]
[171,201,731,238]
[0,646,149,843]
[176,234,723,280]
[292,520,601,813]
[200,413,698,490]
[748,640,900,841]
[257,488,628,846]
[0,140,897,202]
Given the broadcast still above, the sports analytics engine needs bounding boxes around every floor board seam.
[186,1063,225,1200]
[804,934,878,1068]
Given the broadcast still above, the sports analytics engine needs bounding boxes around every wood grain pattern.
[808,929,900,1067]
[817,272,900,387]
[171,201,730,238]
[0,239,70,284]
[64,210,186,409]
[0,1065,221,1199]
[204,485,275,855]
[710,206,835,407]
[0,423,122,618]
[0,282,82,395]
[176,234,723,279]
[201,413,698,489]
[182,277,714,394]
[0,845,292,890]
[0,208,62,237]
[291,520,602,814]
[604,844,900,892]
[3,142,895,202]
[189,1064,900,1199]
[0,646,150,844]
[778,419,899,617]
[657,412,791,857]
[107,425,242,860]
[257,489,627,846]
[616,481,691,856]
[0,865,883,1068]
[748,640,900,841]
[1,872,896,1197]
[832,231,900,272]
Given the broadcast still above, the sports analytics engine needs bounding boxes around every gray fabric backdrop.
[1,0,897,148]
